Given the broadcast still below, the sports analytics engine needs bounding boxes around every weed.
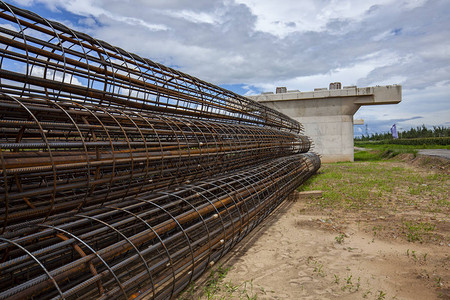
[187,266,261,300]
[372,225,383,236]
[240,280,257,300]
[435,276,442,287]
[340,274,360,292]
[199,265,230,299]
[377,290,386,300]
[402,220,435,242]
[362,289,372,298]
[335,233,345,244]
[354,142,449,151]
[411,250,417,261]
[354,150,383,161]
[333,274,340,284]
[346,274,353,285]
[224,280,239,296]
[259,286,266,295]
[313,263,326,277]
[298,160,447,215]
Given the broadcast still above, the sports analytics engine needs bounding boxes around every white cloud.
[30,66,84,86]
[6,0,450,133]
[355,82,450,134]
[8,0,34,6]
[162,10,217,24]
[233,0,416,37]
[14,0,168,31]
[248,50,403,92]
[0,23,18,33]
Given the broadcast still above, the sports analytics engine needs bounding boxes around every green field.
[298,160,449,213]
[353,142,450,162]
[355,142,450,150]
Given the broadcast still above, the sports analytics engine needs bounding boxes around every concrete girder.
[248,85,402,162]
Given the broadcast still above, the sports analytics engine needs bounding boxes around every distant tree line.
[355,125,450,141]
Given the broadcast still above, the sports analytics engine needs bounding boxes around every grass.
[178,265,258,300]
[354,147,417,161]
[402,220,436,242]
[376,290,387,300]
[354,142,450,150]
[203,266,230,299]
[354,150,385,161]
[297,157,449,245]
[181,154,448,298]
[354,142,450,161]
[335,233,345,244]
[299,159,448,212]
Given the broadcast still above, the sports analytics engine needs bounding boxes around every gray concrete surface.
[248,85,402,163]
[418,149,450,160]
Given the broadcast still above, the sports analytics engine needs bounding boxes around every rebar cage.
[0,2,321,299]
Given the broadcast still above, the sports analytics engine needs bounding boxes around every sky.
[7,0,450,136]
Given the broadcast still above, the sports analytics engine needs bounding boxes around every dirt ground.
[190,157,449,300]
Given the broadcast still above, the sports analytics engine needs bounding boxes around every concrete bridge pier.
[248,85,402,163]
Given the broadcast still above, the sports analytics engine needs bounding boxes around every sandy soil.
[192,159,449,300]
[211,198,449,299]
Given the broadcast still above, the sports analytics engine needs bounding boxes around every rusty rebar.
[0,2,321,299]
[0,95,311,227]
[0,154,320,300]
[0,1,301,133]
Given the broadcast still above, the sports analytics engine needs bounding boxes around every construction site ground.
[180,154,449,300]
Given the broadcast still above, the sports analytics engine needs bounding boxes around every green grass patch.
[355,141,450,150]
[354,144,421,161]
[402,220,436,242]
[178,265,259,300]
[354,150,383,161]
[297,161,448,213]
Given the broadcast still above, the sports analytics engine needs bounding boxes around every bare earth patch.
[181,159,449,300]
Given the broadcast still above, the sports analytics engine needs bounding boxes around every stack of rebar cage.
[0,2,321,299]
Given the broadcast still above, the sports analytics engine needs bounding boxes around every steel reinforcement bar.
[0,1,301,132]
[0,2,322,299]
[0,153,320,300]
[0,94,311,228]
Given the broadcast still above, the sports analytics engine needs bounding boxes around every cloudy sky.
[9,0,450,136]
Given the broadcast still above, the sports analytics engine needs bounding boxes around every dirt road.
[418,149,450,160]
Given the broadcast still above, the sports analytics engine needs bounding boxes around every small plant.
[435,276,442,287]
[411,250,417,261]
[259,286,266,295]
[362,289,372,298]
[202,265,230,299]
[335,233,345,244]
[346,275,353,285]
[240,279,257,300]
[333,274,340,284]
[372,225,383,236]
[341,274,359,292]
[313,262,326,277]
[377,290,386,300]
[224,280,239,297]
[402,220,435,242]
